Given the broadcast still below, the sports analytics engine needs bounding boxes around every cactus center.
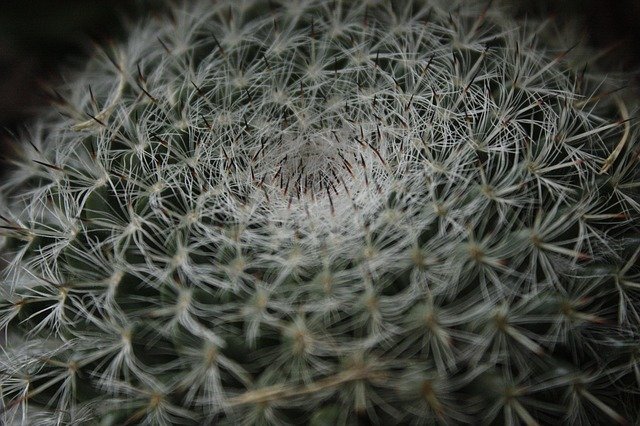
[255,127,366,209]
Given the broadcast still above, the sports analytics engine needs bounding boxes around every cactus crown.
[1,0,639,424]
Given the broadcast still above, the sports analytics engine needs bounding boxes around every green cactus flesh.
[1,0,639,424]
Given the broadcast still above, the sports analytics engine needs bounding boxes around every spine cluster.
[0,0,639,424]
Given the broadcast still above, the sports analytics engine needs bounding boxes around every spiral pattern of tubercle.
[1,0,639,424]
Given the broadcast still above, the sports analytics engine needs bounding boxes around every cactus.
[1,0,639,424]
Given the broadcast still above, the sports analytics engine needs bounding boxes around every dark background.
[511,0,640,70]
[0,0,639,161]
[0,1,142,130]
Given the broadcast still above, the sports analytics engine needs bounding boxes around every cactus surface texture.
[1,0,640,424]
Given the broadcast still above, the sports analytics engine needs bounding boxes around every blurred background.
[0,1,143,130]
[510,0,640,70]
[0,0,639,163]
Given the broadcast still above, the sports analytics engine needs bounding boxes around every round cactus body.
[1,0,639,424]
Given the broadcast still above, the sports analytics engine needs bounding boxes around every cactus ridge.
[1,0,639,424]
